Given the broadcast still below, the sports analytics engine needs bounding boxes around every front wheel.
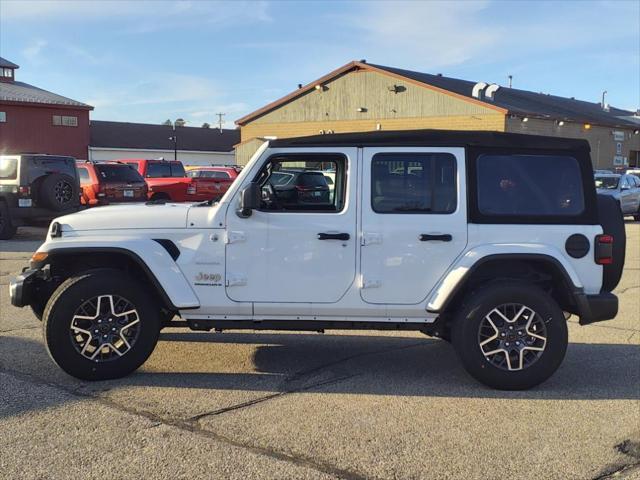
[43,270,160,380]
[452,282,568,390]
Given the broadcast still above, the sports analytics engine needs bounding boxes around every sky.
[0,0,638,129]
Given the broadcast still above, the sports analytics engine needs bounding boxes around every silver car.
[595,173,640,219]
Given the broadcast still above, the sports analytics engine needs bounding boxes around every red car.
[185,166,239,201]
[76,161,148,206]
[114,159,191,202]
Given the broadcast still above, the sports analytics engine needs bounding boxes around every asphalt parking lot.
[1,225,639,480]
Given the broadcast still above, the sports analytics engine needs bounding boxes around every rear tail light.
[18,186,31,196]
[595,234,614,265]
[97,184,106,197]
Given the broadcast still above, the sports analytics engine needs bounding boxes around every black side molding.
[153,239,180,260]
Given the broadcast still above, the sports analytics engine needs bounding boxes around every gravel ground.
[1,224,638,480]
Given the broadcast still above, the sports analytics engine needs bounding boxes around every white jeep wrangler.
[10,130,625,390]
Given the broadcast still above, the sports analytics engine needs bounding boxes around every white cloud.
[1,0,271,30]
[22,39,48,63]
[354,1,498,69]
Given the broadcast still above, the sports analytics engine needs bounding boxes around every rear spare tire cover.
[597,194,625,292]
[39,173,80,211]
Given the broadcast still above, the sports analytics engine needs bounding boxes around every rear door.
[360,147,467,304]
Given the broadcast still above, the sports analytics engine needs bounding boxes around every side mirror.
[236,182,261,218]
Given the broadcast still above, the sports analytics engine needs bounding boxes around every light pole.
[168,124,178,162]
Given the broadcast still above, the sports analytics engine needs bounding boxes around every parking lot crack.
[0,366,367,480]
[615,285,640,295]
[189,373,358,422]
[0,326,40,334]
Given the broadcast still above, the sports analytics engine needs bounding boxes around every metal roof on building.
[0,57,19,69]
[90,120,240,152]
[370,63,638,128]
[0,80,92,108]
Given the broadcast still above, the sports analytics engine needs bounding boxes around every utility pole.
[216,112,225,133]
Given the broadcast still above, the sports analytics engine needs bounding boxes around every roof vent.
[472,82,488,99]
[485,84,500,100]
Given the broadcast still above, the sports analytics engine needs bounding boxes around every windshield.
[595,176,619,190]
[96,164,144,183]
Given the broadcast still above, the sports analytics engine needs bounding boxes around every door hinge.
[361,232,382,246]
[361,278,381,289]
[225,231,246,244]
[226,274,247,287]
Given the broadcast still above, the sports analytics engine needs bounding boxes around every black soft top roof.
[269,129,591,152]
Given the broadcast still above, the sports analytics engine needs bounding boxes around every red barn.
[0,57,93,159]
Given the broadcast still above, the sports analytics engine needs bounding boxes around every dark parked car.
[0,154,81,239]
[76,161,148,206]
[265,170,331,207]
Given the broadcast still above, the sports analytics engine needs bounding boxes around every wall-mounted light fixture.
[555,120,565,126]
[357,107,367,113]
[584,123,592,130]
[634,129,639,135]
[522,117,529,123]
[314,84,327,92]
[387,84,406,94]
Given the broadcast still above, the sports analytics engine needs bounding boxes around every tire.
[39,173,80,211]
[150,192,170,201]
[597,194,625,292]
[0,201,17,239]
[43,269,160,380]
[452,281,568,390]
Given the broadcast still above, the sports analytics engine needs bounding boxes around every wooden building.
[235,61,640,169]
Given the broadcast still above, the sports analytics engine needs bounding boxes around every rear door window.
[170,162,186,177]
[477,154,584,216]
[77,166,91,183]
[371,153,457,214]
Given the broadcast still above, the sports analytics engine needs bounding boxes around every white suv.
[10,130,625,390]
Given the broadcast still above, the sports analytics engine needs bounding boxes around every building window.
[1,68,13,78]
[0,112,6,122]
[52,115,78,127]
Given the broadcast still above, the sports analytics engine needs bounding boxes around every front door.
[225,148,358,307]
[360,147,468,304]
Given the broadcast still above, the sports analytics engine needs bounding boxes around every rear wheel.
[452,282,568,390]
[150,192,170,201]
[0,201,17,239]
[43,269,160,380]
